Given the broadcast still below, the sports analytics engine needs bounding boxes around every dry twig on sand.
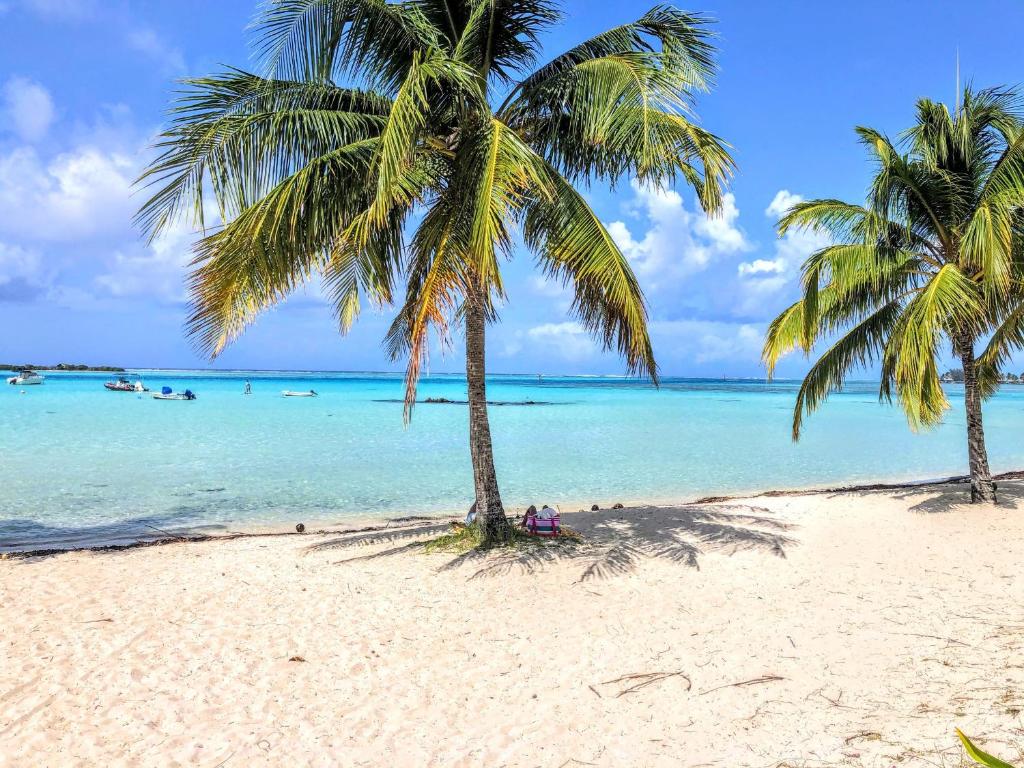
[599,671,691,698]
[699,674,784,696]
[844,730,882,744]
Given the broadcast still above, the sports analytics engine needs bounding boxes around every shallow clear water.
[3,370,1023,551]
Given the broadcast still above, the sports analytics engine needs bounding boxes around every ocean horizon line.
[16,366,882,384]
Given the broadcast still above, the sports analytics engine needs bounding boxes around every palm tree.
[137,1,734,543]
[763,87,1024,503]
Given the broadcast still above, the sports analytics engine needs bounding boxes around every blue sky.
[1,0,1023,376]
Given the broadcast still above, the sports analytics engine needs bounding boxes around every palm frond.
[885,264,983,429]
[977,301,1024,397]
[322,204,408,334]
[500,7,730,210]
[459,117,552,286]
[778,200,885,242]
[791,301,903,439]
[452,0,559,83]
[523,159,656,380]
[366,49,478,229]
[182,137,393,356]
[253,0,441,90]
[136,71,392,239]
[385,196,470,420]
[762,300,804,379]
[509,5,716,100]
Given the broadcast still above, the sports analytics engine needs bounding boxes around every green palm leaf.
[254,0,440,87]
[956,729,1019,768]
[523,162,656,380]
[791,300,903,440]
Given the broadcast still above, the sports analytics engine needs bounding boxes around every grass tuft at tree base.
[423,521,582,554]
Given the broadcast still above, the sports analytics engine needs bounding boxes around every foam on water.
[3,370,1023,551]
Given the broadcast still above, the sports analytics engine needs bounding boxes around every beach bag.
[526,511,560,537]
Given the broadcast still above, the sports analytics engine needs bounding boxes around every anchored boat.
[104,376,148,392]
[282,390,318,397]
[6,370,44,385]
[153,386,196,401]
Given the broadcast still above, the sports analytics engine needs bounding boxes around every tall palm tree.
[763,87,1024,503]
[137,1,734,543]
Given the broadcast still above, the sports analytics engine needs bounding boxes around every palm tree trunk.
[464,286,511,544]
[958,336,997,503]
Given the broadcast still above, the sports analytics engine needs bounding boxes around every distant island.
[0,363,126,372]
[940,368,1024,384]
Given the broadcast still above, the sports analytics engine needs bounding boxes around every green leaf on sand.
[957,729,1019,768]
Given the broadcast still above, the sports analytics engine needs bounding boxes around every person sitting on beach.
[466,501,477,526]
[537,504,557,519]
[521,504,537,527]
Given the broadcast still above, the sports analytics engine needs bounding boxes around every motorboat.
[6,370,44,385]
[282,389,318,397]
[153,386,196,401]
[104,376,148,392]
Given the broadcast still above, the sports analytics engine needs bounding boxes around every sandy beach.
[2,480,1023,767]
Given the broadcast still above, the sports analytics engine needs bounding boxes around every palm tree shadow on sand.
[303,522,453,563]
[459,504,796,581]
[311,504,797,582]
[850,476,1024,516]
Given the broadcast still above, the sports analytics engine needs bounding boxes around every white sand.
[2,481,1023,767]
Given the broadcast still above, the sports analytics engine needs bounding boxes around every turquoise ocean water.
[3,370,1023,552]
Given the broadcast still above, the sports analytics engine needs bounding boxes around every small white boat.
[282,389,318,397]
[153,387,196,401]
[105,376,148,392]
[6,370,44,385]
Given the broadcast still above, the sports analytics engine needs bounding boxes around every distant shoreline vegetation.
[0,363,126,372]
[940,368,1024,385]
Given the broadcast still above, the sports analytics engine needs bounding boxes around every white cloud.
[0,240,46,301]
[529,275,566,298]
[525,321,596,361]
[126,26,185,74]
[734,189,829,315]
[2,77,55,142]
[501,339,523,358]
[694,192,747,253]
[606,180,751,291]
[775,221,829,267]
[95,230,190,303]
[765,189,803,220]
[0,81,209,307]
[737,258,786,276]
[763,190,830,278]
[0,145,137,241]
[526,274,574,316]
[651,319,765,364]
[94,198,222,302]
